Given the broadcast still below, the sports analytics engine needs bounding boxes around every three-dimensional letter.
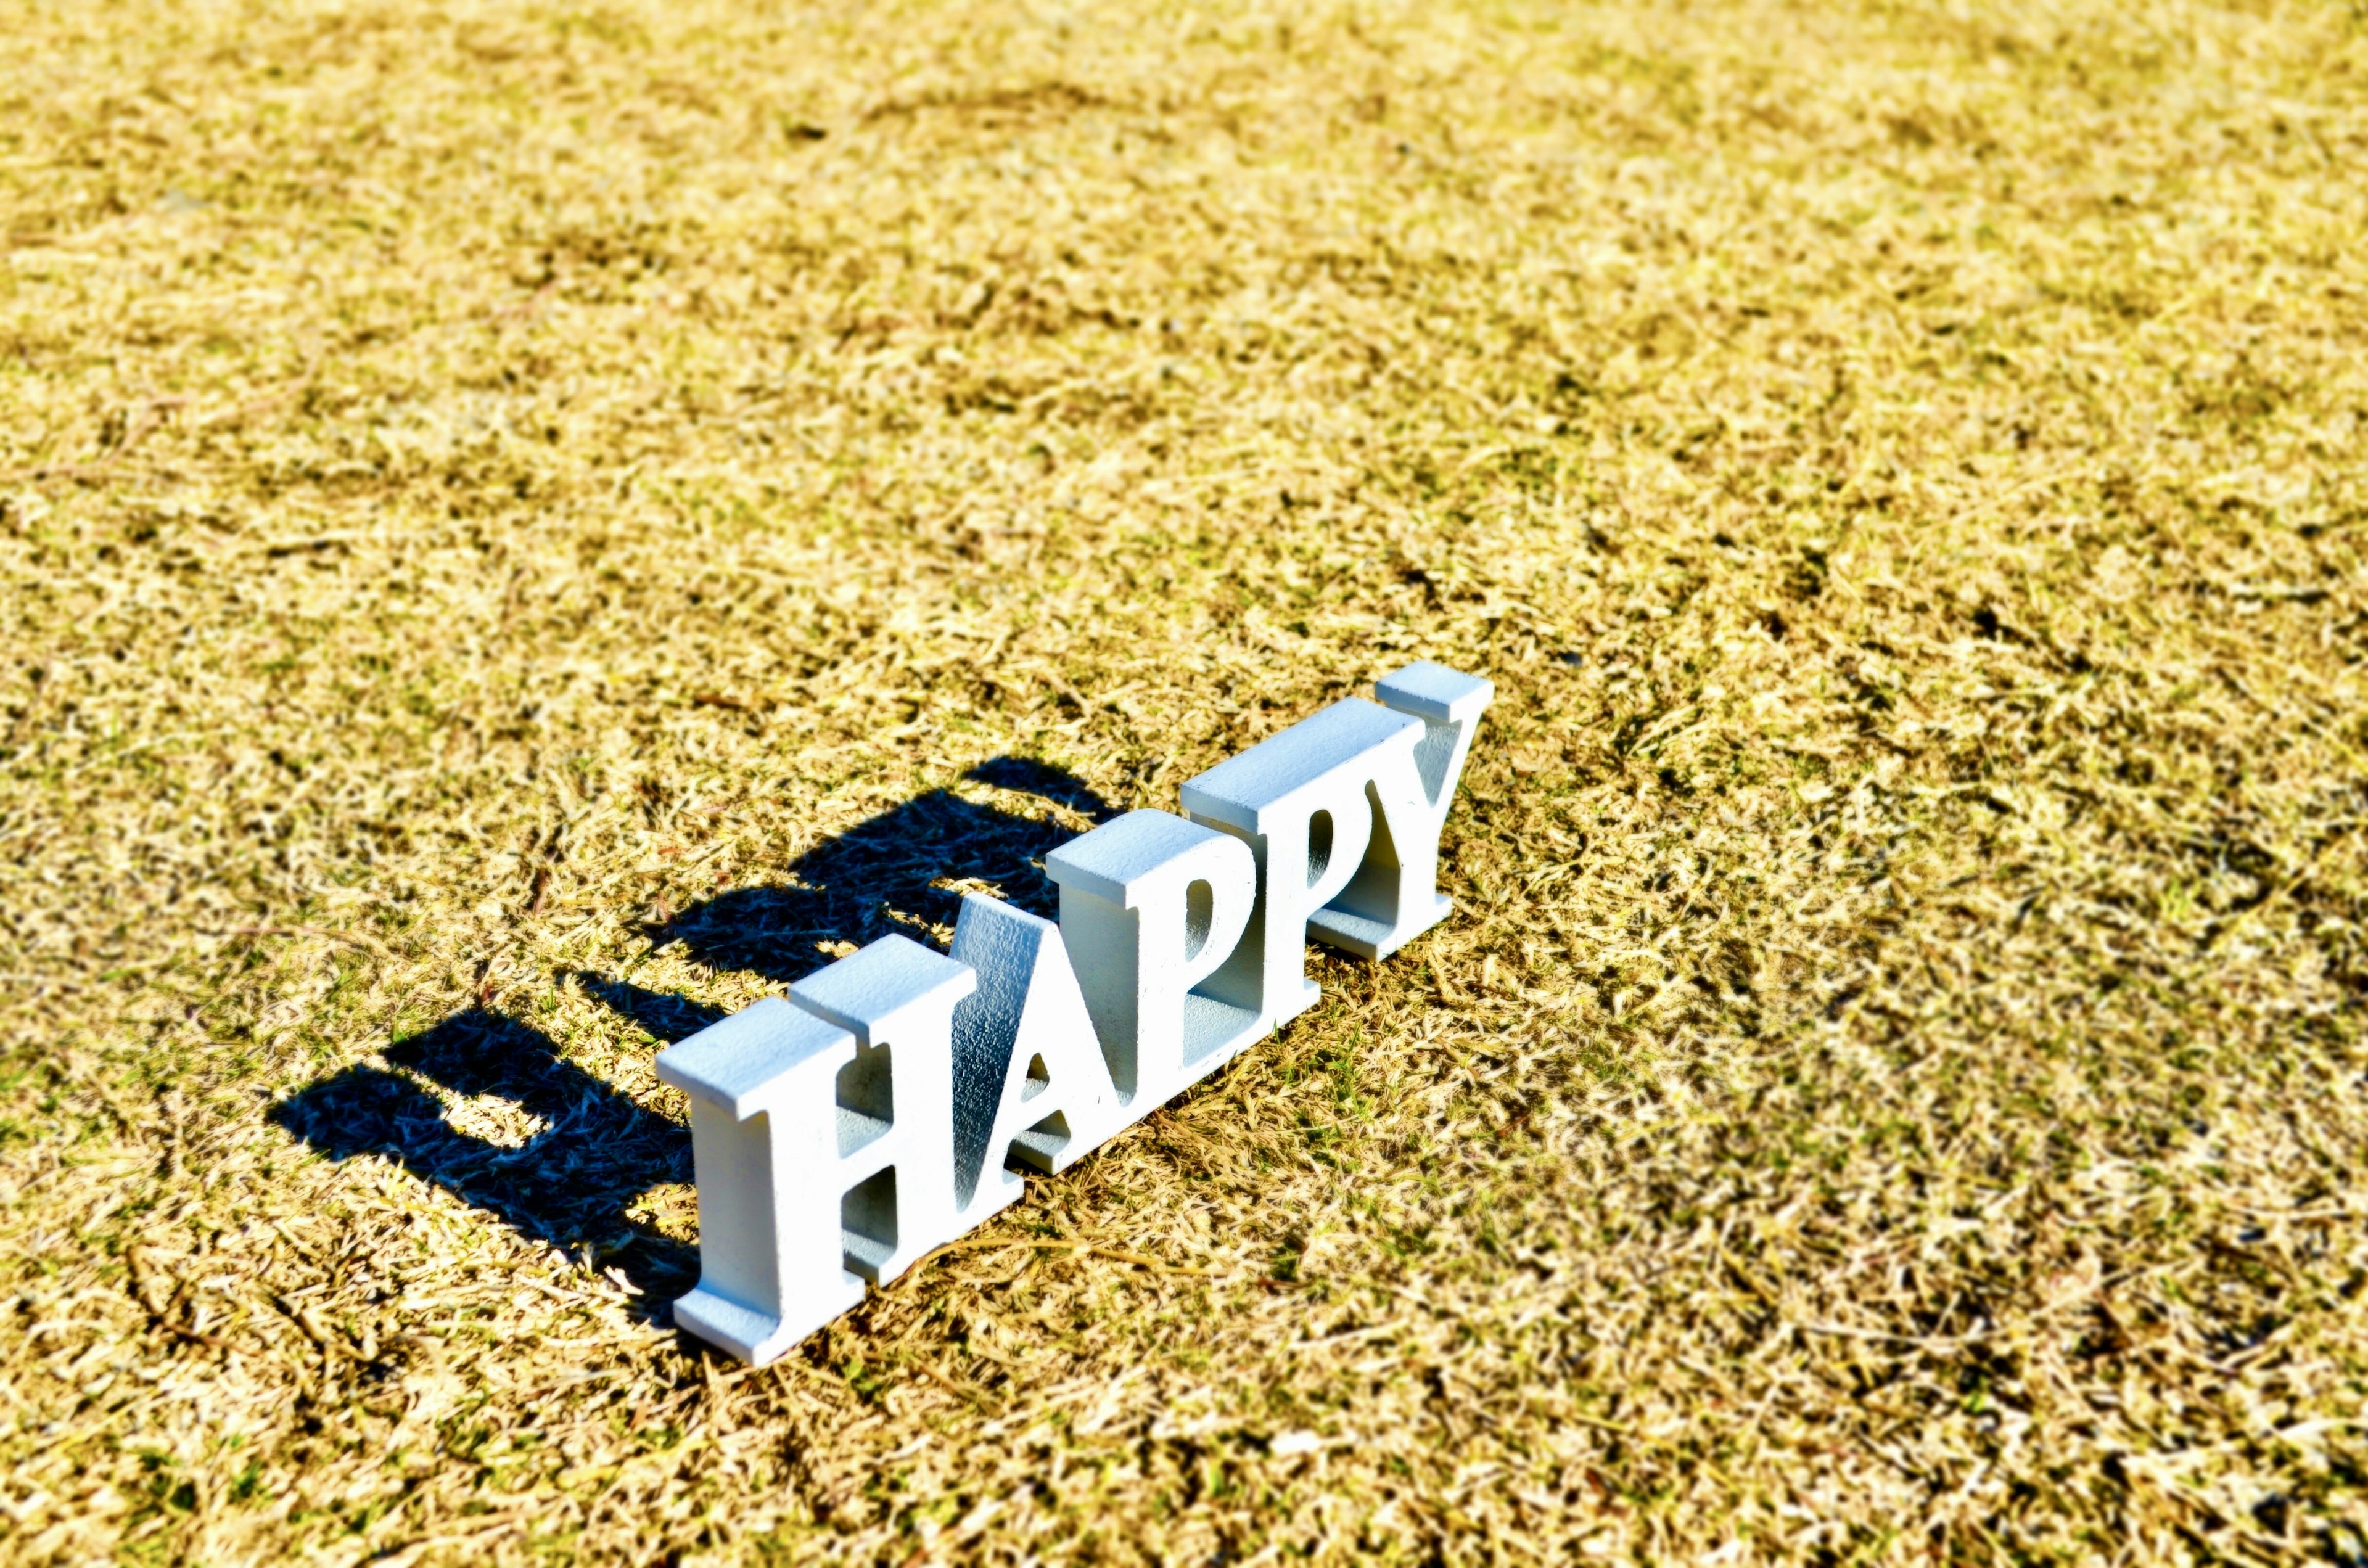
[784,934,978,1286]
[946,893,1122,1228]
[1309,661,1496,959]
[1043,810,1259,1107]
[1180,700,1421,1030]
[656,997,866,1365]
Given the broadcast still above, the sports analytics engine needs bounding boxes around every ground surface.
[3,0,2366,1561]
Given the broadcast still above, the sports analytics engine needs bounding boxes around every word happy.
[656,663,1492,1364]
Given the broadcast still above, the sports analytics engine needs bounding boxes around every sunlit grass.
[2,0,2366,1560]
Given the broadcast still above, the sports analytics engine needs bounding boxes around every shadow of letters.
[270,759,1122,1307]
[274,665,1490,1361]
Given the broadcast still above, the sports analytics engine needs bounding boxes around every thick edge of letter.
[787,934,978,1286]
[657,996,864,1366]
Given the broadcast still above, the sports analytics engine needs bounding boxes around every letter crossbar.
[656,661,1492,1363]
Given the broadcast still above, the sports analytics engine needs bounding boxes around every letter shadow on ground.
[269,758,1115,1317]
[651,756,1114,984]
[268,1008,701,1312]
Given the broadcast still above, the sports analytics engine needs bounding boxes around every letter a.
[946,893,1123,1227]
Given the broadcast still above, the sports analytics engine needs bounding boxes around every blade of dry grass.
[2,0,2366,1562]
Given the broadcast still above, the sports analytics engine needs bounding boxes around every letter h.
[656,934,974,1366]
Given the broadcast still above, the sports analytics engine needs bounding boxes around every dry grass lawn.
[4,0,2368,1560]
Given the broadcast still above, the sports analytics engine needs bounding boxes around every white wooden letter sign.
[657,662,1492,1363]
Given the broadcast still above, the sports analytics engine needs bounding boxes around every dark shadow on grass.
[569,973,729,1044]
[964,755,1116,823]
[649,757,1114,986]
[268,1008,697,1313]
[269,757,1114,1318]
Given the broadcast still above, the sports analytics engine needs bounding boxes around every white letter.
[784,934,978,1287]
[1309,661,1495,959]
[946,893,1122,1227]
[1043,809,1259,1107]
[657,997,866,1366]
[1180,699,1421,1030]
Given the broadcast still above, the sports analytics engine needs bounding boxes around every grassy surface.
[4,0,2367,1560]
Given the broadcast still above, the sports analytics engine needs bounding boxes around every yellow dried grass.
[2,0,2367,1561]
